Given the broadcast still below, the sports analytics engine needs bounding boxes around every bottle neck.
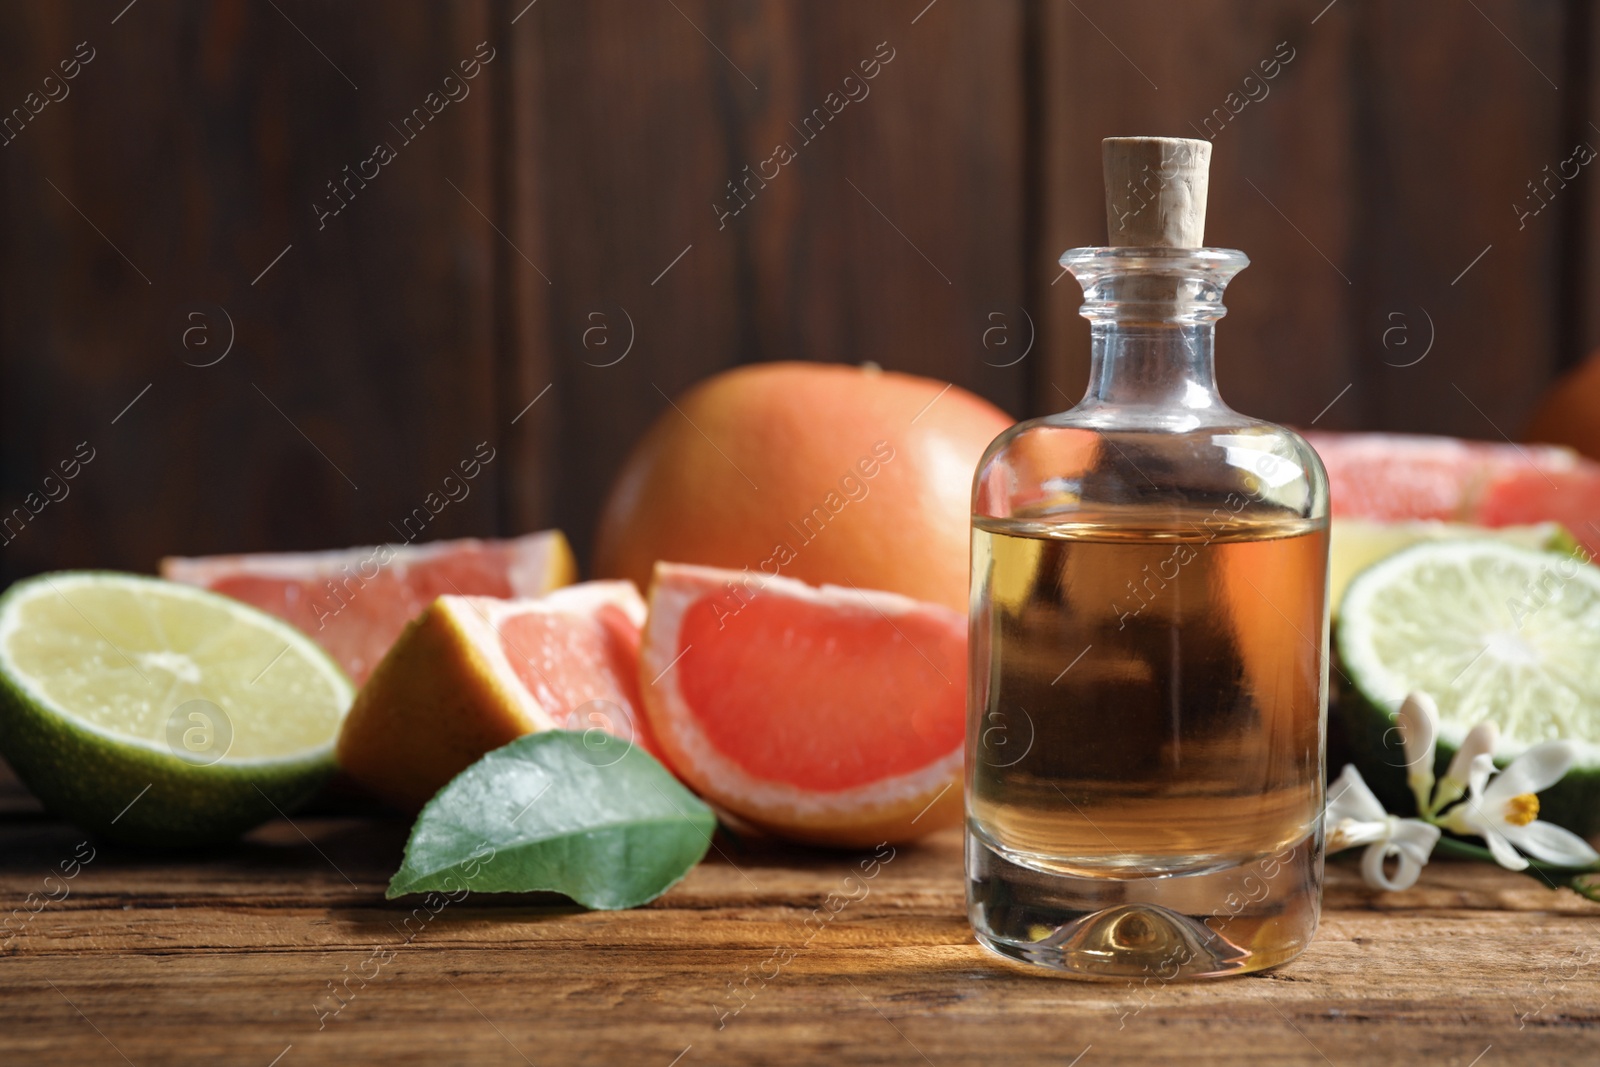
[1083,320,1220,413]
[1060,246,1247,423]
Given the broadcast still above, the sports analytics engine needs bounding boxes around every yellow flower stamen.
[1505,793,1540,827]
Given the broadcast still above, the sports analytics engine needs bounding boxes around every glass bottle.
[965,137,1329,978]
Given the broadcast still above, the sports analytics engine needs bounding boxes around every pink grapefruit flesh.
[1304,432,1567,520]
[640,562,966,847]
[162,531,576,683]
[1476,466,1600,556]
[335,581,655,812]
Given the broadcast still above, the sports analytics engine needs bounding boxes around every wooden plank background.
[0,0,1594,583]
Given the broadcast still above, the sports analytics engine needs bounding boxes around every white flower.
[1395,691,1439,812]
[1434,720,1499,810]
[1325,765,1442,891]
[1438,743,1600,871]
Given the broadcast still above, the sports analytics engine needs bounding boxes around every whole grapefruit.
[594,363,1012,612]
[1527,348,1600,462]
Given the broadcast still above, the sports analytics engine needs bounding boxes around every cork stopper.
[1102,137,1211,248]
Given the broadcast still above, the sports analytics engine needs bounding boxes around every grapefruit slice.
[162,531,576,684]
[1475,464,1600,558]
[335,581,656,812]
[1304,432,1575,521]
[639,563,966,847]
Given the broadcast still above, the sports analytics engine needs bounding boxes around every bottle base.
[966,822,1322,980]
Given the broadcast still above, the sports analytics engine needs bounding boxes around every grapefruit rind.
[593,363,1011,615]
[640,563,964,847]
[336,597,542,812]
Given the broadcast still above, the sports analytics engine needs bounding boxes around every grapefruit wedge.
[1303,432,1566,521]
[640,563,966,847]
[1476,466,1600,557]
[1305,432,1600,556]
[336,581,655,811]
[162,531,576,683]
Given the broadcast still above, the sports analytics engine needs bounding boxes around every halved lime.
[1329,518,1577,611]
[1335,540,1600,835]
[0,571,353,846]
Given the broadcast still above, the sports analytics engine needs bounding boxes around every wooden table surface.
[3,774,1598,1067]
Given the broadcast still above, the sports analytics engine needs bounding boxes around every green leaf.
[1434,834,1600,874]
[386,730,716,910]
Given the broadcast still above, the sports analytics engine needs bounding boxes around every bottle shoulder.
[973,411,1329,526]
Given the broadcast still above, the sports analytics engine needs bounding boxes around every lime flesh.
[1336,540,1600,835]
[0,571,353,846]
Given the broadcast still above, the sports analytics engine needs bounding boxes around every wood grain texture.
[0,1,502,586]
[1581,0,1600,369]
[1036,0,1358,426]
[497,0,560,540]
[1,2,1593,580]
[1350,0,1570,437]
[511,0,1028,565]
[1035,0,1581,440]
[1,798,1597,1066]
